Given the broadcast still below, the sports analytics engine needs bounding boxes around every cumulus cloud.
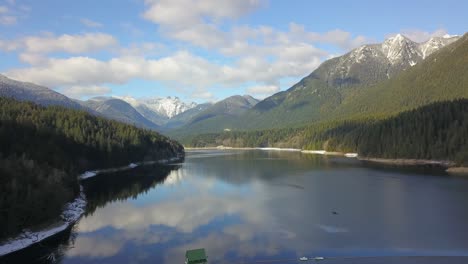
[142,0,263,27]
[5,46,321,88]
[1,1,375,101]
[61,85,112,98]
[22,33,117,54]
[117,42,165,57]
[4,45,326,100]
[0,6,9,14]
[0,15,16,25]
[0,33,117,55]
[80,18,103,28]
[0,1,30,26]
[246,84,279,98]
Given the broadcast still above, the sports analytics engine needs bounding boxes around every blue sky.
[0,0,466,103]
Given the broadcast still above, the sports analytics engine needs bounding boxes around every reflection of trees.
[0,163,183,264]
[188,150,359,185]
[83,163,183,216]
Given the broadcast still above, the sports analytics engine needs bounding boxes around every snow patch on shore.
[79,156,183,180]
[80,171,97,179]
[0,187,87,257]
[258,147,301,152]
[301,150,327,154]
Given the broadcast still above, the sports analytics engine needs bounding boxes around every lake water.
[3,150,468,264]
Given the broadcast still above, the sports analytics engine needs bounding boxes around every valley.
[0,3,467,261]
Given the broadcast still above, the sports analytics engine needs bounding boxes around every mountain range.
[0,77,259,131]
[1,33,466,139]
[170,33,466,137]
[0,74,83,110]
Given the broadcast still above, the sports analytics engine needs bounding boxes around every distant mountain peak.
[315,33,461,88]
[118,96,197,119]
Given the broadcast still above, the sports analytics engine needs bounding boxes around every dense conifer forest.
[189,99,468,165]
[0,98,184,239]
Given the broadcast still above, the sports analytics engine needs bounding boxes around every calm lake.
[3,150,468,264]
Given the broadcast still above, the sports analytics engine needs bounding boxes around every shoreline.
[187,146,464,172]
[358,157,455,167]
[0,154,184,257]
[79,154,184,180]
[0,186,86,257]
[185,146,358,158]
[446,167,468,175]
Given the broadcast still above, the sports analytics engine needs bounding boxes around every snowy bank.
[0,187,86,257]
[301,150,358,158]
[79,155,184,180]
[258,147,301,152]
[358,157,454,167]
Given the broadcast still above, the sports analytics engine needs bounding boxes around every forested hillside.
[0,98,184,239]
[190,99,468,165]
[171,34,467,137]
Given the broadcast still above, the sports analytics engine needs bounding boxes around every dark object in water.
[185,248,208,264]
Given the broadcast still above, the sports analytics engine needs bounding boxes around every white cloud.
[61,85,112,98]
[167,23,227,49]
[0,33,118,54]
[4,47,324,100]
[246,84,279,98]
[22,33,117,54]
[80,18,103,28]
[190,90,215,101]
[117,42,165,57]
[4,52,220,89]
[0,1,376,101]
[0,6,8,14]
[0,15,16,25]
[387,28,449,43]
[18,52,47,65]
[0,1,30,26]
[0,39,19,51]
[142,0,263,27]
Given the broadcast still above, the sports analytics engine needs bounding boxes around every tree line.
[189,99,468,165]
[0,97,184,239]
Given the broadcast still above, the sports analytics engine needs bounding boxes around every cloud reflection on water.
[61,150,468,263]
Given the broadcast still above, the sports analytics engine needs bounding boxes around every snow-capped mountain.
[119,96,196,119]
[140,97,197,118]
[314,34,460,88]
[116,96,198,126]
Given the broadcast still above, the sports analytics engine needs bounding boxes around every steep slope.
[0,74,83,109]
[170,33,465,139]
[244,34,461,129]
[310,34,459,88]
[82,97,159,130]
[333,33,468,119]
[164,103,213,129]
